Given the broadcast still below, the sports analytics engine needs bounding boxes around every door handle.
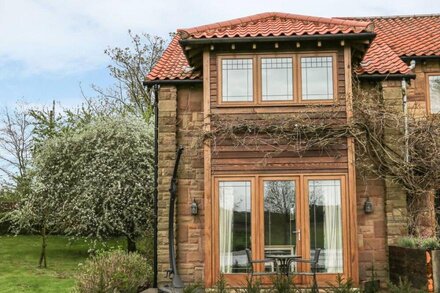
[292,229,301,241]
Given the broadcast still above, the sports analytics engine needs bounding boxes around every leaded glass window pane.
[222,59,253,102]
[429,75,440,113]
[301,56,334,100]
[261,58,293,101]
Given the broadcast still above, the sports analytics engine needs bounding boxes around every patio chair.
[245,248,278,282]
[290,248,321,293]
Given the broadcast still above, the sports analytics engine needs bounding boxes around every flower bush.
[74,250,152,293]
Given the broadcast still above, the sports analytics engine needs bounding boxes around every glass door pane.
[263,180,297,271]
[219,181,251,273]
[308,179,343,273]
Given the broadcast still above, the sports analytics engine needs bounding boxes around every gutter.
[401,55,440,62]
[144,79,202,86]
[179,32,376,45]
[358,73,416,80]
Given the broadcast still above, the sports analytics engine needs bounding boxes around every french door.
[214,174,348,285]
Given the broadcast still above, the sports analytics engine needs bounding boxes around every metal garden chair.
[245,248,278,282]
[290,248,321,293]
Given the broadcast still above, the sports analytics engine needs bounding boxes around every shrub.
[397,236,418,248]
[419,237,440,250]
[397,236,440,250]
[74,250,151,293]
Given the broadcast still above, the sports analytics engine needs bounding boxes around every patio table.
[266,254,301,277]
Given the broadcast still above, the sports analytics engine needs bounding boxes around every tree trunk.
[39,226,47,268]
[409,191,436,237]
[127,236,137,253]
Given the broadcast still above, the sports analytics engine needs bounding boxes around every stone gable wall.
[157,84,205,285]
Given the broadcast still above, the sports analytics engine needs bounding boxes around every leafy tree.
[86,31,165,120]
[33,115,153,252]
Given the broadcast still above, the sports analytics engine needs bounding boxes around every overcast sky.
[0,0,438,109]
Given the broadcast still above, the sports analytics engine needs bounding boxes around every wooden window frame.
[210,173,353,287]
[257,54,296,105]
[298,53,338,104]
[426,73,440,114]
[217,55,258,106]
[217,51,338,107]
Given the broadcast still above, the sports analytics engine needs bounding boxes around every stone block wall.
[382,80,408,245]
[157,84,205,285]
[356,176,388,285]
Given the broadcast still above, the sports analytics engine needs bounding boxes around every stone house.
[145,12,440,289]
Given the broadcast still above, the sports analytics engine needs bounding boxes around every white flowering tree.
[33,115,153,252]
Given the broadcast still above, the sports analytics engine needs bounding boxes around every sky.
[0,0,439,110]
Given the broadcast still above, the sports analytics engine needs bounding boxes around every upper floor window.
[221,59,253,102]
[218,53,336,105]
[261,57,293,101]
[428,75,440,114]
[300,56,334,101]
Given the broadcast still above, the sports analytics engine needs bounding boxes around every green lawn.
[0,235,126,293]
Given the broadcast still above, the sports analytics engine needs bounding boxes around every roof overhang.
[179,32,376,46]
[143,79,203,86]
[357,73,416,80]
[400,55,440,62]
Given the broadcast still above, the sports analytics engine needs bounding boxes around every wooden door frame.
[208,173,354,287]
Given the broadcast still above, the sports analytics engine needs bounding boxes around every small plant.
[239,276,262,293]
[363,263,380,293]
[419,237,440,250]
[397,236,418,248]
[325,274,359,293]
[270,275,299,293]
[388,277,424,293]
[184,282,204,293]
[74,250,151,293]
[214,273,228,293]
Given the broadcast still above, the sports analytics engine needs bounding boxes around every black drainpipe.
[153,84,159,288]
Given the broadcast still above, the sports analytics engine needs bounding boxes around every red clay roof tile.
[178,12,372,39]
[357,42,411,75]
[346,15,440,74]
[146,35,200,81]
[146,13,440,81]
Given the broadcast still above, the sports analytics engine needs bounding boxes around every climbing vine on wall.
[198,80,440,236]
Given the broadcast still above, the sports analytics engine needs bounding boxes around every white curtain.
[219,186,234,273]
[322,180,342,273]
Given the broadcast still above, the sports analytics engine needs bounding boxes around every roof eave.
[179,32,376,45]
[357,73,416,80]
[143,79,203,86]
[400,55,440,61]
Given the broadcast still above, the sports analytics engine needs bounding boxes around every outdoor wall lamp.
[364,197,374,214]
[191,199,198,216]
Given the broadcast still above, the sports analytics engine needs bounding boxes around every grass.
[0,235,126,293]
